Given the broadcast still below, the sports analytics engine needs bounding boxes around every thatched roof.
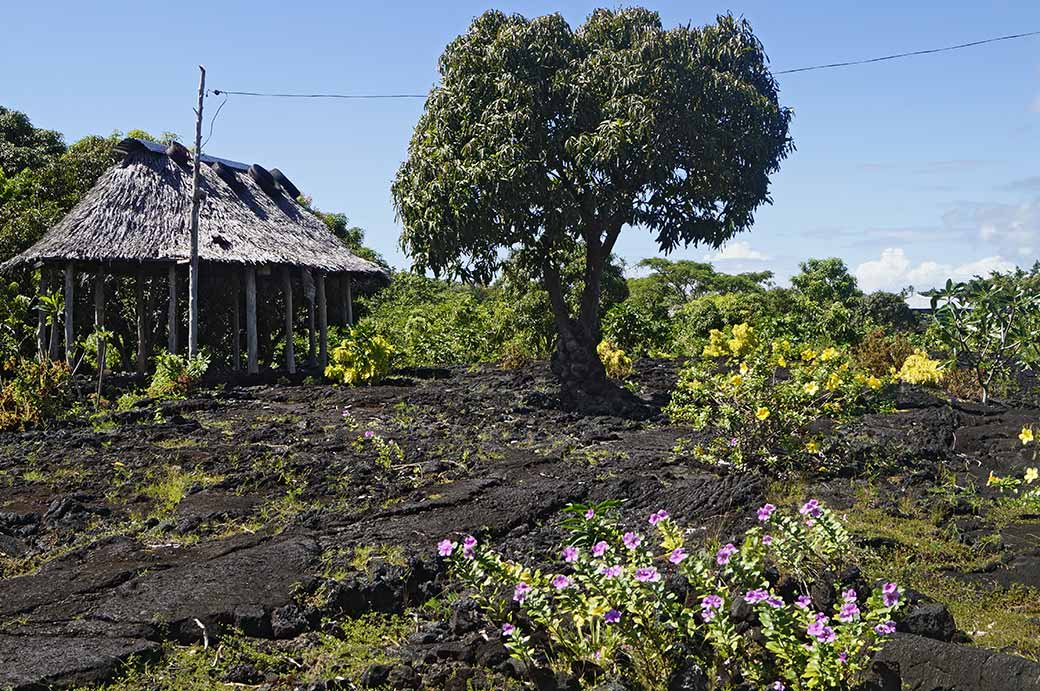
[2,138,387,279]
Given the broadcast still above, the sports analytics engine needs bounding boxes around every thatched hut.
[1,138,388,374]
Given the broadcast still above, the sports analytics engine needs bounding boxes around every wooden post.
[36,270,48,358]
[64,262,74,363]
[345,275,354,326]
[167,264,178,353]
[188,65,206,358]
[245,266,258,374]
[283,267,295,374]
[317,272,328,369]
[232,269,241,371]
[136,270,147,375]
[94,271,106,374]
[307,275,317,368]
[48,268,60,359]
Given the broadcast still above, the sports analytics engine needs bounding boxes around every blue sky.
[4,1,1039,295]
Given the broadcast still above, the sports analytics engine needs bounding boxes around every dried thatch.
[2,138,387,279]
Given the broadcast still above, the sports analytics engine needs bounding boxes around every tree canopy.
[392,7,792,403]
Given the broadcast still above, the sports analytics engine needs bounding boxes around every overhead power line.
[774,29,1040,75]
[209,28,1040,100]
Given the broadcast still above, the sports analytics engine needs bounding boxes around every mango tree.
[392,8,792,410]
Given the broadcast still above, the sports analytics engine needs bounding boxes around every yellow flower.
[805,440,819,453]
[1020,427,1035,445]
[825,373,842,390]
[854,373,866,384]
[740,362,749,375]
[801,348,817,362]
[820,347,838,362]
[756,406,770,421]
[866,376,882,390]
[803,381,819,396]
[1025,467,1039,484]
[986,471,998,486]
[112,461,125,468]
[776,356,787,367]
[729,374,743,387]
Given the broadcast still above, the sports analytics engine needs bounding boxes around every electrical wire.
[774,29,1040,75]
[208,28,1040,100]
[201,93,228,150]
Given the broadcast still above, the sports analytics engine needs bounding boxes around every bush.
[440,498,904,691]
[858,291,918,332]
[325,325,393,386]
[597,340,633,380]
[0,357,73,431]
[602,301,671,358]
[987,425,1040,510]
[852,328,914,377]
[896,350,944,386]
[666,323,890,467]
[146,351,210,400]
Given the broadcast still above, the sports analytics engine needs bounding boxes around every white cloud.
[705,240,771,262]
[854,248,1017,293]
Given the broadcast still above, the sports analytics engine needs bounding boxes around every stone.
[899,602,957,641]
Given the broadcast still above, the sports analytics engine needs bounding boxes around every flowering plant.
[666,323,890,467]
[597,340,634,380]
[895,350,944,386]
[439,499,902,690]
[986,425,1040,508]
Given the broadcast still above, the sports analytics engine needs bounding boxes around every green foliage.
[0,357,73,431]
[602,300,670,358]
[926,269,1040,403]
[633,257,772,311]
[393,8,791,388]
[597,341,633,380]
[858,290,918,332]
[791,258,862,309]
[851,328,915,378]
[0,106,65,175]
[325,324,394,386]
[443,499,903,690]
[146,351,210,400]
[667,324,890,468]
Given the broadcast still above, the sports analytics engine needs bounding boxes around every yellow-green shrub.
[897,350,944,386]
[0,357,73,432]
[325,327,394,386]
[666,323,890,468]
[597,340,633,380]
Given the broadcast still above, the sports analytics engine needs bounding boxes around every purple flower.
[668,547,687,565]
[552,575,570,590]
[364,430,375,439]
[745,588,770,604]
[729,437,739,447]
[757,503,776,522]
[771,682,786,691]
[562,546,579,563]
[795,595,812,609]
[766,596,784,608]
[592,540,609,557]
[437,539,455,557]
[700,594,723,621]
[800,499,822,518]
[585,508,595,520]
[501,623,515,637]
[513,582,531,602]
[838,652,848,664]
[648,509,670,525]
[807,620,836,644]
[715,543,737,565]
[842,588,857,603]
[462,535,477,559]
[600,564,623,578]
[623,532,642,550]
[604,609,621,624]
[882,582,900,608]
[839,602,860,622]
[634,566,660,583]
[874,620,897,635]
[762,534,774,546]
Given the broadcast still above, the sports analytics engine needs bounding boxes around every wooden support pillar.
[245,266,258,374]
[345,275,353,326]
[283,267,295,374]
[36,270,48,358]
[307,273,317,369]
[317,272,328,369]
[136,270,147,375]
[167,265,178,354]
[64,262,74,363]
[232,270,241,371]
[94,271,106,374]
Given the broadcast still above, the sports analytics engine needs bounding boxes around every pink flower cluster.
[806,612,836,644]
[647,509,670,525]
[882,582,900,607]
[700,594,723,621]
[715,543,737,565]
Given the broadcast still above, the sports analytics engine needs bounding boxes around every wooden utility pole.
[188,65,205,358]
